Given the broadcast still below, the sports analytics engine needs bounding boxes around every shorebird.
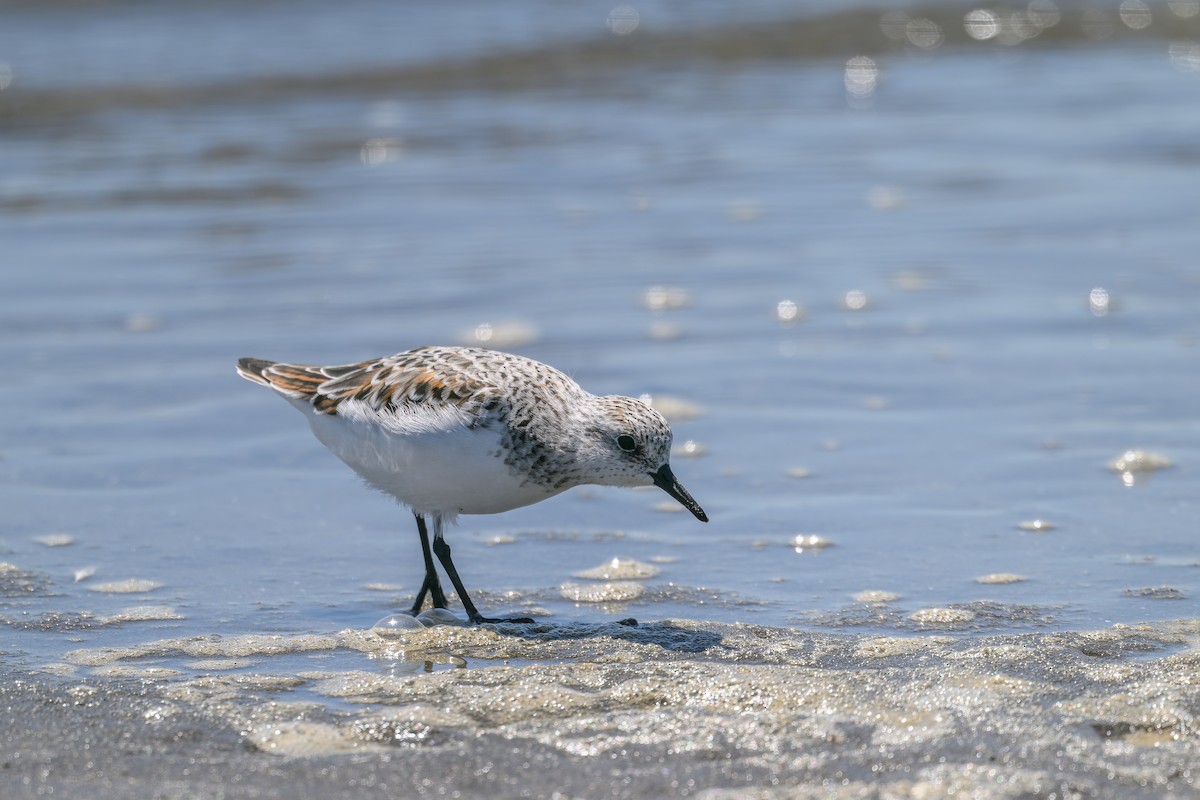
[237,346,707,624]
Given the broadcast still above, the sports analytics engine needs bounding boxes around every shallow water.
[2,1,1200,795]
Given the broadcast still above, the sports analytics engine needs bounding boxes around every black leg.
[410,571,443,615]
[411,514,447,615]
[431,535,533,625]
[410,582,427,616]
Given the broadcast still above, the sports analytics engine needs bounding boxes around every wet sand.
[5,617,1200,798]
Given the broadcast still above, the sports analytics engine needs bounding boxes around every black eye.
[616,434,638,452]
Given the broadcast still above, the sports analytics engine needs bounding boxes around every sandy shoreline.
[4,618,1199,798]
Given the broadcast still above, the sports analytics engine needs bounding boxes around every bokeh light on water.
[1087,286,1112,316]
[1169,40,1200,70]
[964,9,1003,40]
[843,55,878,107]
[1120,0,1154,29]
[606,5,640,36]
[775,299,804,326]
[905,17,945,49]
[359,137,403,166]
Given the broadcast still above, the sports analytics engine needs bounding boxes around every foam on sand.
[4,617,1200,797]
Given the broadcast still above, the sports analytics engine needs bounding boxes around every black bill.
[650,464,708,522]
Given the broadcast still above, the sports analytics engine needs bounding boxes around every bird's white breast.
[293,398,564,517]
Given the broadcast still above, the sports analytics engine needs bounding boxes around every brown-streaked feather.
[236,350,499,420]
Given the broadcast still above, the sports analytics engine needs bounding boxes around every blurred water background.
[2,0,1200,666]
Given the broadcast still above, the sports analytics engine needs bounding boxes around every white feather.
[287,397,564,518]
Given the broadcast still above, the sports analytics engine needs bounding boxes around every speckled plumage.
[236,346,706,624]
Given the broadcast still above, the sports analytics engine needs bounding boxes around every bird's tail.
[236,356,344,410]
[236,357,278,387]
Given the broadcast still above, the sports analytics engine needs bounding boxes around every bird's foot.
[470,614,535,625]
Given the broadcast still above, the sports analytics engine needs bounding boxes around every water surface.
[2,2,1199,794]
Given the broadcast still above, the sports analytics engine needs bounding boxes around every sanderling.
[236,346,707,624]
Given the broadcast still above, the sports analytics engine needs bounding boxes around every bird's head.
[577,395,707,522]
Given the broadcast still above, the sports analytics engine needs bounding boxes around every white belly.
[297,400,561,517]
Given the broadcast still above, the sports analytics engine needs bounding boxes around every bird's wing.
[236,350,503,423]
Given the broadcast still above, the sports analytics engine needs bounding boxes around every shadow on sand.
[486,617,725,654]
